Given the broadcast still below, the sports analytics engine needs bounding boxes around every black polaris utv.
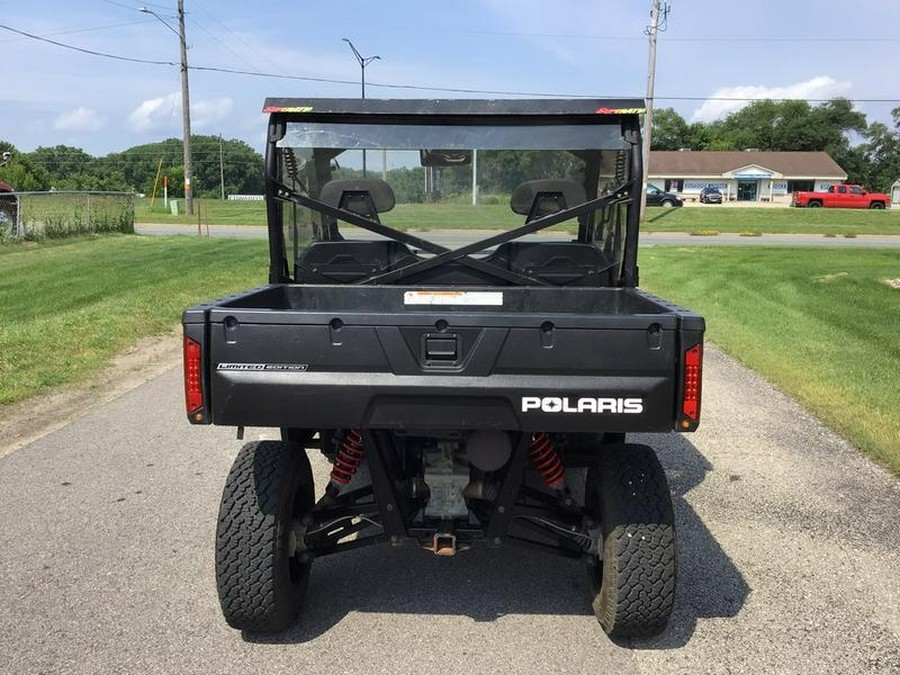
[182,98,705,639]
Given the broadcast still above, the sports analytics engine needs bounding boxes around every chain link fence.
[0,191,135,241]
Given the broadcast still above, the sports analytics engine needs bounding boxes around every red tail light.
[681,343,702,427]
[183,336,204,418]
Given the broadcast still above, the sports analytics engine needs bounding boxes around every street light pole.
[140,3,193,216]
[342,38,380,176]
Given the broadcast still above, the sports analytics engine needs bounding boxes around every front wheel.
[215,440,315,632]
[661,199,675,208]
[585,443,676,638]
[869,202,885,210]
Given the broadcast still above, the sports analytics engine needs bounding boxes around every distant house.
[891,179,900,205]
[648,151,847,203]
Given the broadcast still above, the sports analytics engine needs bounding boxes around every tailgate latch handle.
[423,334,459,366]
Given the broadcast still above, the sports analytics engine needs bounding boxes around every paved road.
[136,223,900,248]
[1,347,899,674]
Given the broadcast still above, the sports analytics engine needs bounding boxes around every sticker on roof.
[595,107,646,115]
[263,105,314,113]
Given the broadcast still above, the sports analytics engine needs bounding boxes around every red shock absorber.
[529,432,565,489]
[330,429,366,485]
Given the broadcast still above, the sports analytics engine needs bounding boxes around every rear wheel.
[585,443,676,638]
[215,440,315,632]
[869,201,885,210]
[807,201,822,208]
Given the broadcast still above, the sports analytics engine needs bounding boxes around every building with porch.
[648,151,847,203]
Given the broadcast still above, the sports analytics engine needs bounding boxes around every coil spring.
[614,150,628,184]
[283,148,299,181]
[330,429,366,485]
[529,432,565,488]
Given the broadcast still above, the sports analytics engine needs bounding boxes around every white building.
[649,151,847,203]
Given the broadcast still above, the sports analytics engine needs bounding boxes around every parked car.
[792,184,890,209]
[645,183,683,208]
[699,186,723,204]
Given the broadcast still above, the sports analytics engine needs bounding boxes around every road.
[136,223,900,248]
[1,346,899,674]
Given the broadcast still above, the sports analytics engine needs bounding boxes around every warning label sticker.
[403,291,503,306]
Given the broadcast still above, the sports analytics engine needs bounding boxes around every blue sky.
[2,0,898,155]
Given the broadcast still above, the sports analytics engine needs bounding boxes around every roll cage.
[263,98,646,288]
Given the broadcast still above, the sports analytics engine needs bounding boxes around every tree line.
[651,99,900,191]
[0,135,264,197]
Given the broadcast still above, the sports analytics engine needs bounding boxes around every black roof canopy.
[262,98,646,122]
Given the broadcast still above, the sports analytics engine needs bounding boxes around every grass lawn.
[0,235,267,404]
[136,197,268,226]
[643,206,900,235]
[135,197,900,235]
[640,246,900,474]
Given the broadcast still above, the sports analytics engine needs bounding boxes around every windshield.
[270,120,636,287]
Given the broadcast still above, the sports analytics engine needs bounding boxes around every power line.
[186,16,266,75]
[98,0,171,11]
[3,22,900,105]
[191,0,281,72]
[0,23,175,65]
[0,19,156,44]
[193,64,900,103]
[432,30,900,43]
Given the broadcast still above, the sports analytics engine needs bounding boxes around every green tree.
[26,145,131,191]
[859,107,900,191]
[112,136,264,197]
[0,143,51,191]
[651,108,692,150]
[698,98,867,154]
[27,145,95,178]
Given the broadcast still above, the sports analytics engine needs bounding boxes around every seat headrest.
[510,180,587,219]
[319,179,396,216]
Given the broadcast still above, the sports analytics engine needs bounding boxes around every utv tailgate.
[184,285,704,433]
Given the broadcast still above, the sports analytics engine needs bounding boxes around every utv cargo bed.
[184,285,702,432]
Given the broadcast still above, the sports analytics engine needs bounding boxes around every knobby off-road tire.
[586,443,676,639]
[215,440,315,632]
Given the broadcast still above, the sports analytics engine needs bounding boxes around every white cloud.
[691,76,853,123]
[53,106,106,132]
[126,93,234,133]
[192,97,235,131]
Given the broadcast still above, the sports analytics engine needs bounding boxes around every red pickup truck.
[792,184,890,209]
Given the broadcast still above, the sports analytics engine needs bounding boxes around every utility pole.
[178,0,194,215]
[640,0,665,224]
[140,4,193,214]
[219,134,225,200]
